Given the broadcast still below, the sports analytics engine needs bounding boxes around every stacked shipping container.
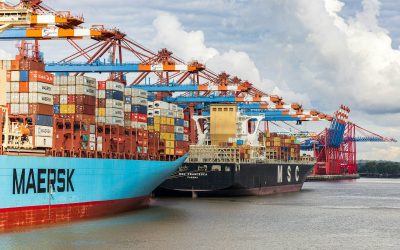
[0,60,191,159]
[4,59,54,148]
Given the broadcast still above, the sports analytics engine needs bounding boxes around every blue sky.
[2,0,400,160]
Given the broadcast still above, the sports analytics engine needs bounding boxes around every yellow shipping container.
[166,140,175,148]
[98,108,105,117]
[210,104,237,145]
[169,133,175,141]
[161,117,168,125]
[154,116,160,124]
[60,104,69,114]
[154,124,160,132]
[67,104,76,114]
[160,133,167,140]
[266,142,271,147]
[284,139,291,144]
[166,147,175,155]
[168,118,174,125]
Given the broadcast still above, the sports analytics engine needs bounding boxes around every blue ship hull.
[0,155,186,231]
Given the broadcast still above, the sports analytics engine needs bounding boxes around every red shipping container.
[175,148,185,156]
[97,99,106,108]
[76,95,95,106]
[19,82,29,93]
[131,113,147,122]
[98,81,106,90]
[54,95,60,104]
[124,113,130,120]
[29,71,54,84]
[67,95,76,104]
[137,130,148,139]
[74,114,96,124]
[138,114,147,123]
[29,104,53,115]
[19,60,45,71]
[184,127,189,134]
[76,105,95,115]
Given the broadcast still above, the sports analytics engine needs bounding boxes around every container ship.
[156,104,315,196]
[0,58,190,231]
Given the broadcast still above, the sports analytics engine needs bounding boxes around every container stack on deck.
[0,59,190,160]
[3,59,55,148]
[261,132,301,161]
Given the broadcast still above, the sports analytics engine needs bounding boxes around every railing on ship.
[187,145,316,165]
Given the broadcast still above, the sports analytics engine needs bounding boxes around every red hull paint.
[0,196,150,232]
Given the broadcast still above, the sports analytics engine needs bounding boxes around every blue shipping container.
[20,71,29,82]
[131,105,147,114]
[53,105,60,114]
[113,91,124,101]
[175,133,184,141]
[105,90,124,101]
[35,115,53,127]
[147,117,154,125]
[174,118,184,126]
[124,96,132,104]
[236,139,244,145]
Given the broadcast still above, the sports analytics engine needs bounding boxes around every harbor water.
[0,178,399,249]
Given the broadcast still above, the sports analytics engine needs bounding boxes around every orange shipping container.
[10,60,19,70]
[19,82,29,93]
[29,71,54,84]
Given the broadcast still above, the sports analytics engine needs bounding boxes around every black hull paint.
[156,163,314,197]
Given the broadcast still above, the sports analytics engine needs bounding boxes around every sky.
[1,0,400,161]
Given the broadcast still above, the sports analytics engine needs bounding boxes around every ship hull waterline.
[156,163,314,197]
[0,155,187,232]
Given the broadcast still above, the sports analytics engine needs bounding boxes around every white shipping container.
[97,136,103,144]
[147,111,154,117]
[177,107,184,112]
[60,76,68,85]
[19,93,29,103]
[59,86,68,95]
[96,116,105,123]
[34,136,53,148]
[19,104,29,114]
[75,76,96,88]
[124,120,131,127]
[174,126,184,133]
[29,82,53,94]
[105,99,123,109]
[97,90,105,98]
[10,71,19,82]
[153,108,161,116]
[97,143,103,151]
[89,142,96,151]
[154,100,169,110]
[131,88,148,98]
[106,81,124,91]
[89,134,96,143]
[124,88,132,96]
[60,95,68,104]
[10,93,19,104]
[184,134,189,141]
[132,122,147,130]
[90,125,96,134]
[76,85,96,96]
[124,104,131,112]
[67,85,76,94]
[53,85,59,95]
[6,93,10,103]
[2,60,11,70]
[10,81,19,92]
[105,116,124,126]
[29,93,53,105]
[10,104,19,114]
[67,76,76,85]
[131,97,147,106]
[184,120,189,127]
[5,82,10,92]
[147,101,154,109]
[169,103,177,111]
[160,109,169,117]
[35,125,53,137]
[106,108,124,118]
[177,111,184,119]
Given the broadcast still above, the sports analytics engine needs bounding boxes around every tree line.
[358,161,400,177]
